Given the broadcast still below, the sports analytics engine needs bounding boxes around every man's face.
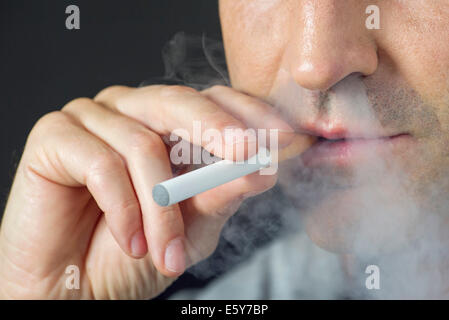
[219,0,449,253]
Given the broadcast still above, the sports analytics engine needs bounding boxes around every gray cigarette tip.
[152,184,170,207]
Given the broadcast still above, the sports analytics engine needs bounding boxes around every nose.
[288,1,378,91]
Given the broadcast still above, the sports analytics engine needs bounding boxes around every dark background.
[0,0,221,205]
[0,0,285,299]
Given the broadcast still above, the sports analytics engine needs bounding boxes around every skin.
[1,0,449,299]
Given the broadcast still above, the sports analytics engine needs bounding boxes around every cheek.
[379,2,449,106]
[220,0,291,96]
[392,35,449,107]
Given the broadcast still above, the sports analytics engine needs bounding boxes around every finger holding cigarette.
[153,134,316,207]
[277,134,317,162]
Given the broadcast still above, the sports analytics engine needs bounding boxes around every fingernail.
[131,230,148,257]
[165,237,186,273]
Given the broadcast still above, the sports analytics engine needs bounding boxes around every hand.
[0,85,298,299]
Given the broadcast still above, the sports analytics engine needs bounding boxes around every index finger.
[94,85,258,162]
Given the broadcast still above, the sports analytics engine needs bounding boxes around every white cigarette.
[152,148,272,207]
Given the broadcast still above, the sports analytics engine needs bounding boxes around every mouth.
[300,134,413,168]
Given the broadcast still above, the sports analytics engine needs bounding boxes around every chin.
[302,185,420,256]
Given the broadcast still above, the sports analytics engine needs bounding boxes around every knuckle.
[88,150,125,180]
[110,197,140,217]
[156,206,181,219]
[159,85,198,99]
[61,97,93,114]
[30,111,73,138]
[94,85,130,102]
[34,111,66,128]
[128,130,167,157]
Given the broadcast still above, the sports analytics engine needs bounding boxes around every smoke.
[159,32,449,299]
[157,32,229,90]
[269,69,449,298]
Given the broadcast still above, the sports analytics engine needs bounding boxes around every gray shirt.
[172,232,352,299]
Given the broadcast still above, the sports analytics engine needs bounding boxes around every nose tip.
[290,40,379,91]
[293,50,379,91]
[293,60,343,91]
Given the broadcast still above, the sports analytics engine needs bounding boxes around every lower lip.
[300,134,412,167]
